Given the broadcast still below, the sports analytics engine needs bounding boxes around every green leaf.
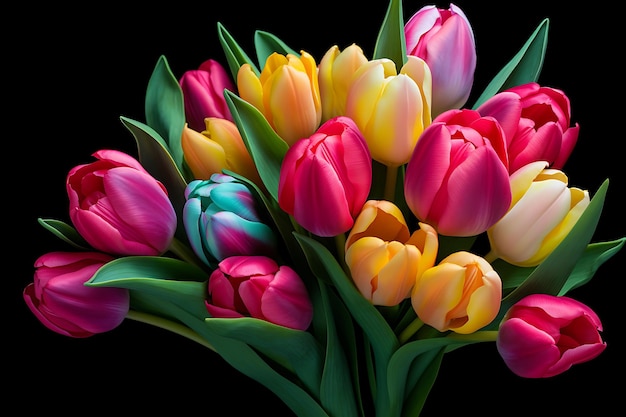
[120,116,189,242]
[488,178,609,328]
[204,317,324,399]
[144,55,187,176]
[37,218,90,250]
[472,18,549,108]
[224,90,288,202]
[373,0,407,70]
[254,30,300,68]
[218,22,260,81]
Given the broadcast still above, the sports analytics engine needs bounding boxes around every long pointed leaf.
[254,30,299,68]
[218,22,260,80]
[373,0,406,70]
[37,218,89,250]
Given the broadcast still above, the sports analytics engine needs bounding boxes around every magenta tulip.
[404,109,511,236]
[67,149,177,256]
[23,251,129,338]
[179,58,236,131]
[206,256,313,331]
[278,116,372,237]
[496,294,606,378]
[405,3,476,117]
[476,82,579,173]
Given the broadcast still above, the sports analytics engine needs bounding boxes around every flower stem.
[445,330,499,343]
[398,317,425,344]
[483,250,498,263]
[168,237,205,269]
[384,165,398,201]
[125,309,215,351]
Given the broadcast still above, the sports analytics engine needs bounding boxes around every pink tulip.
[496,294,606,378]
[179,59,236,131]
[67,149,177,256]
[23,251,129,338]
[206,256,313,331]
[476,82,579,173]
[405,3,476,117]
[278,116,372,237]
[404,109,511,236]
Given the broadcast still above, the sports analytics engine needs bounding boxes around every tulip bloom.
[345,200,438,306]
[411,251,502,334]
[405,3,476,117]
[181,118,261,185]
[183,173,278,266]
[67,149,177,256]
[345,56,432,167]
[404,109,511,237]
[318,43,368,122]
[179,58,235,132]
[278,116,372,237]
[487,161,589,267]
[206,255,313,330]
[23,251,129,338]
[477,82,579,173]
[496,294,606,378]
[237,51,322,146]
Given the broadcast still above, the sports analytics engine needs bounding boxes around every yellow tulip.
[181,118,261,186]
[345,56,432,167]
[411,251,502,334]
[237,51,322,146]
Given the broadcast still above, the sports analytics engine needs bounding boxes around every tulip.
[345,200,438,306]
[318,43,368,122]
[181,118,261,185]
[179,58,235,132]
[477,82,579,173]
[237,51,322,146]
[404,109,511,237]
[405,3,476,117]
[183,173,278,266]
[345,56,432,167]
[496,294,606,378]
[67,149,177,256]
[23,251,129,338]
[411,251,502,334]
[486,161,589,267]
[206,255,313,331]
[278,116,372,237]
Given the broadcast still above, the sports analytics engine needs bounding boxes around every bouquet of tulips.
[23,1,625,415]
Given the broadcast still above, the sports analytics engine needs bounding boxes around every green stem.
[125,309,214,351]
[384,165,398,201]
[398,317,424,344]
[168,237,205,269]
[483,250,498,263]
[445,330,499,343]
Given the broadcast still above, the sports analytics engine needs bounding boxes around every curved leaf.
[218,22,260,81]
[37,218,90,250]
[120,116,189,242]
[144,55,187,176]
[254,30,299,68]
[373,0,406,70]
[472,18,549,108]
[224,90,288,202]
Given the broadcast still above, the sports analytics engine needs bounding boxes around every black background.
[9,1,624,414]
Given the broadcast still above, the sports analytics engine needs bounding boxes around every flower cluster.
[24,1,624,416]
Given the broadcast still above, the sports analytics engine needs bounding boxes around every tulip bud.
[318,43,368,122]
[404,109,511,237]
[181,118,262,185]
[411,251,502,334]
[67,149,177,256]
[183,173,278,266]
[345,200,438,306]
[206,255,313,331]
[496,294,606,378]
[237,51,322,146]
[179,58,235,132]
[477,82,580,173]
[405,3,476,117]
[487,161,590,267]
[346,56,432,167]
[23,251,129,338]
[278,116,372,237]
